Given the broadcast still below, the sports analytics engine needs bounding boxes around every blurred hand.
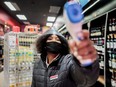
[69,30,97,65]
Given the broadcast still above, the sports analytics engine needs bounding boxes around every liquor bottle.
[98,27,102,36]
[108,51,112,72]
[102,25,105,37]
[111,78,116,87]
[100,54,104,69]
[112,18,115,31]
[114,34,116,51]
[109,19,112,32]
[102,37,104,47]
[114,18,116,31]
[111,53,115,70]
[110,34,114,49]
[107,35,110,49]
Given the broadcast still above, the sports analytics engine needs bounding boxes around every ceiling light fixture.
[4,1,20,11]
[23,22,30,24]
[58,25,66,32]
[47,16,56,22]
[82,0,100,14]
[46,23,53,27]
[4,2,16,11]
[16,14,27,20]
[49,6,60,14]
[58,0,100,32]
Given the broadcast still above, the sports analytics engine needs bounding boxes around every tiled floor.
[0,71,4,87]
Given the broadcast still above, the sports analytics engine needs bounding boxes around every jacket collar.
[41,54,62,67]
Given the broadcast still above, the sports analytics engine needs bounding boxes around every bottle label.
[109,26,111,31]
[114,43,116,48]
[109,60,112,67]
[112,61,115,68]
[110,42,113,48]
[107,43,109,48]
[112,26,115,31]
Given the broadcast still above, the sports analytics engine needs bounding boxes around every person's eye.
[56,38,60,41]
[47,37,52,40]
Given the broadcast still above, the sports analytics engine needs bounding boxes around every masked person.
[31,28,99,87]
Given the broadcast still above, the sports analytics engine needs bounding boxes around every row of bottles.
[107,34,116,49]
[98,53,104,69]
[108,18,116,32]
[107,50,116,87]
[90,26,105,37]
[89,14,106,87]
[107,18,116,87]
[90,23,105,70]
[90,25,105,70]
[88,7,116,87]
[18,36,36,48]
[91,37,104,46]
[108,52,116,71]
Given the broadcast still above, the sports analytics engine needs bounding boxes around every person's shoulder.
[64,54,73,58]
[61,54,75,67]
[62,54,74,62]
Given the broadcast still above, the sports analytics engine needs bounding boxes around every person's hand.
[69,30,97,65]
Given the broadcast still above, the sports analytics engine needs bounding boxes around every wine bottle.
[109,19,112,32]
[107,35,110,49]
[114,34,116,51]
[112,18,115,31]
[109,52,112,72]
[111,53,115,70]
[100,54,104,69]
[110,34,114,49]
[114,18,116,31]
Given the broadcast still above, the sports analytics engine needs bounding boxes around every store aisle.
[0,71,4,87]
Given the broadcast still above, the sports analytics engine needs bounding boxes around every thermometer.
[63,1,92,66]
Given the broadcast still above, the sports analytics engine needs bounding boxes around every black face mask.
[45,42,63,54]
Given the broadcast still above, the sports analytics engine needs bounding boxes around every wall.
[0,8,21,27]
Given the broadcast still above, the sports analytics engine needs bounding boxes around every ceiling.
[0,0,114,30]
[0,0,67,27]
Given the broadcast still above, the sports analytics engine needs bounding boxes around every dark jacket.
[31,29,99,87]
[31,54,99,87]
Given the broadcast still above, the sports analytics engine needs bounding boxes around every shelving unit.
[83,8,116,87]
[4,32,39,87]
[58,1,116,86]
[89,14,107,87]
[106,8,116,87]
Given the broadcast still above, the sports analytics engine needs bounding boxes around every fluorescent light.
[58,25,66,32]
[46,23,53,27]
[59,0,100,32]
[16,14,27,20]
[49,6,60,13]
[4,1,16,11]
[23,22,30,24]
[12,3,20,11]
[47,16,56,22]
[82,0,100,14]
